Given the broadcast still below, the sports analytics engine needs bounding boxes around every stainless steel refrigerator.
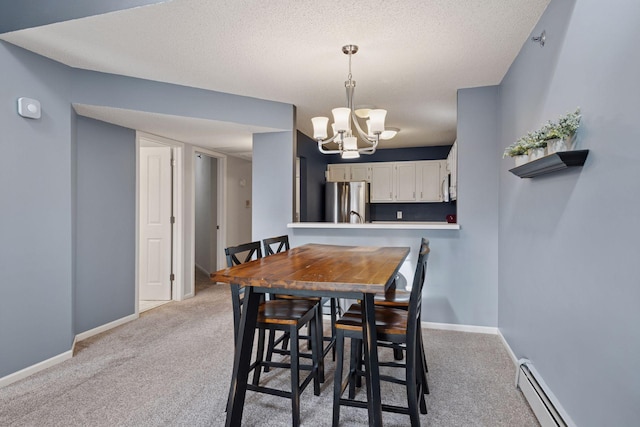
[325,181,370,223]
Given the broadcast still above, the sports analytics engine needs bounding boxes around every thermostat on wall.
[18,97,41,119]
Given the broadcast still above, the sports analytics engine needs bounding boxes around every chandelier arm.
[316,133,339,146]
[357,141,378,154]
[317,141,342,155]
[350,110,379,144]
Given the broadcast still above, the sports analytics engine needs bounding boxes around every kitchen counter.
[287,221,460,230]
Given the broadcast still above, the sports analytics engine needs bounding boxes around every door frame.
[136,133,184,312]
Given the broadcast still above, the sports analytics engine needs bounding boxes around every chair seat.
[259,300,318,325]
[374,289,411,308]
[336,303,408,335]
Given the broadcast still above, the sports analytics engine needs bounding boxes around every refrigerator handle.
[349,210,363,223]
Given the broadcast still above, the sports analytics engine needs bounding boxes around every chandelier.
[311,45,398,159]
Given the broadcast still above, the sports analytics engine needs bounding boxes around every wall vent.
[516,359,569,427]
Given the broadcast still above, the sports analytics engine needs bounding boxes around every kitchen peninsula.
[288,221,460,230]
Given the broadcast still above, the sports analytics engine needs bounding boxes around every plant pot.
[547,133,577,154]
[528,147,545,161]
[514,154,529,167]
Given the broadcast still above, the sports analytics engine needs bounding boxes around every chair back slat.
[407,238,430,327]
[225,241,263,267]
[224,241,263,345]
[263,235,290,256]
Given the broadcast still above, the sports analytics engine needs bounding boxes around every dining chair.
[332,238,430,427]
[225,241,322,426]
[262,235,338,371]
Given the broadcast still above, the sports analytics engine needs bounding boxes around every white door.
[350,163,370,181]
[140,147,172,300]
[327,164,349,181]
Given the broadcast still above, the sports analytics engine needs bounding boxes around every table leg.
[226,286,260,427]
[361,293,383,427]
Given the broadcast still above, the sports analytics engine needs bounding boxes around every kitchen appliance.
[325,181,370,223]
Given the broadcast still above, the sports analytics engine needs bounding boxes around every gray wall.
[0,0,167,33]
[0,41,74,376]
[226,156,252,247]
[252,131,295,243]
[496,0,640,425]
[1,40,295,379]
[74,116,136,334]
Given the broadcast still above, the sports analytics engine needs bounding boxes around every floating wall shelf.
[509,150,589,178]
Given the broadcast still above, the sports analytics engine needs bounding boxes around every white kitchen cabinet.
[394,162,416,201]
[327,159,446,203]
[370,163,394,202]
[349,163,370,181]
[447,141,457,200]
[327,164,349,181]
[327,163,370,181]
[416,160,444,202]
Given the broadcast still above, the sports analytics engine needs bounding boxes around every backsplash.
[370,201,456,222]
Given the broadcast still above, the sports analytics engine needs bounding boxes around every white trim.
[497,329,518,365]
[0,349,73,388]
[75,313,138,342]
[0,313,139,388]
[422,321,498,335]
[194,262,210,276]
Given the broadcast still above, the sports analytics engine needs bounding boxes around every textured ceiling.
[2,0,550,155]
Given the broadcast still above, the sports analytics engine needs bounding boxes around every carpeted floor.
[0,271,538,426]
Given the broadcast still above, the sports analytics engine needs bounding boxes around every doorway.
[194,153,219,280]
[136,134,184,313]
[194,148,227,281]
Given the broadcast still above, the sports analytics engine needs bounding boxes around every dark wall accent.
[297,137,455,221]
[328,145,452,163]
[74,116,136,334]
[296,131,327,222]
[371,201,456,222]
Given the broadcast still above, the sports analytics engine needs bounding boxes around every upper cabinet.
[370,163,394,202]
[327,163,371,182]
[329,160,447,203]
[417,161,444,202]
[446,141,457,201]
[395,162,417,202]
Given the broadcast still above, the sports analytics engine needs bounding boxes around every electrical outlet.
[396,211,402,219]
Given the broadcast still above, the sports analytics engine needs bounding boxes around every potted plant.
[503,140,529,166]
[544,108,581,154]
[522,130,547,161]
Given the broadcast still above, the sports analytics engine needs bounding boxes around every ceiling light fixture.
[311,45,398,159]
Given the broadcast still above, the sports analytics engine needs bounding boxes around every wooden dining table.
[212,243,410,427]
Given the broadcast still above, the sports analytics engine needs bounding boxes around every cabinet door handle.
[413,191,415,198]
[390,192,392,199]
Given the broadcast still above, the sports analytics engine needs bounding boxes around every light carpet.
[0,274,538,426]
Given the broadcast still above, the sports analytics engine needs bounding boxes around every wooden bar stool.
[332,238,430,427]
[225,242,322,427]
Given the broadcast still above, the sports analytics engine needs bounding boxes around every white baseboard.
[75,313,138,342]
[423,321,498,335]
[194,263,210,276]
[0,348,73,388]
[1,313,139,389]
[497,329,518,365]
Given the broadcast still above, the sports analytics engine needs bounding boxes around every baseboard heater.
[516,359,569,427]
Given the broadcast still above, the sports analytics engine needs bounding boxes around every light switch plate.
[396,211,403,219]
[18,97,41,119]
